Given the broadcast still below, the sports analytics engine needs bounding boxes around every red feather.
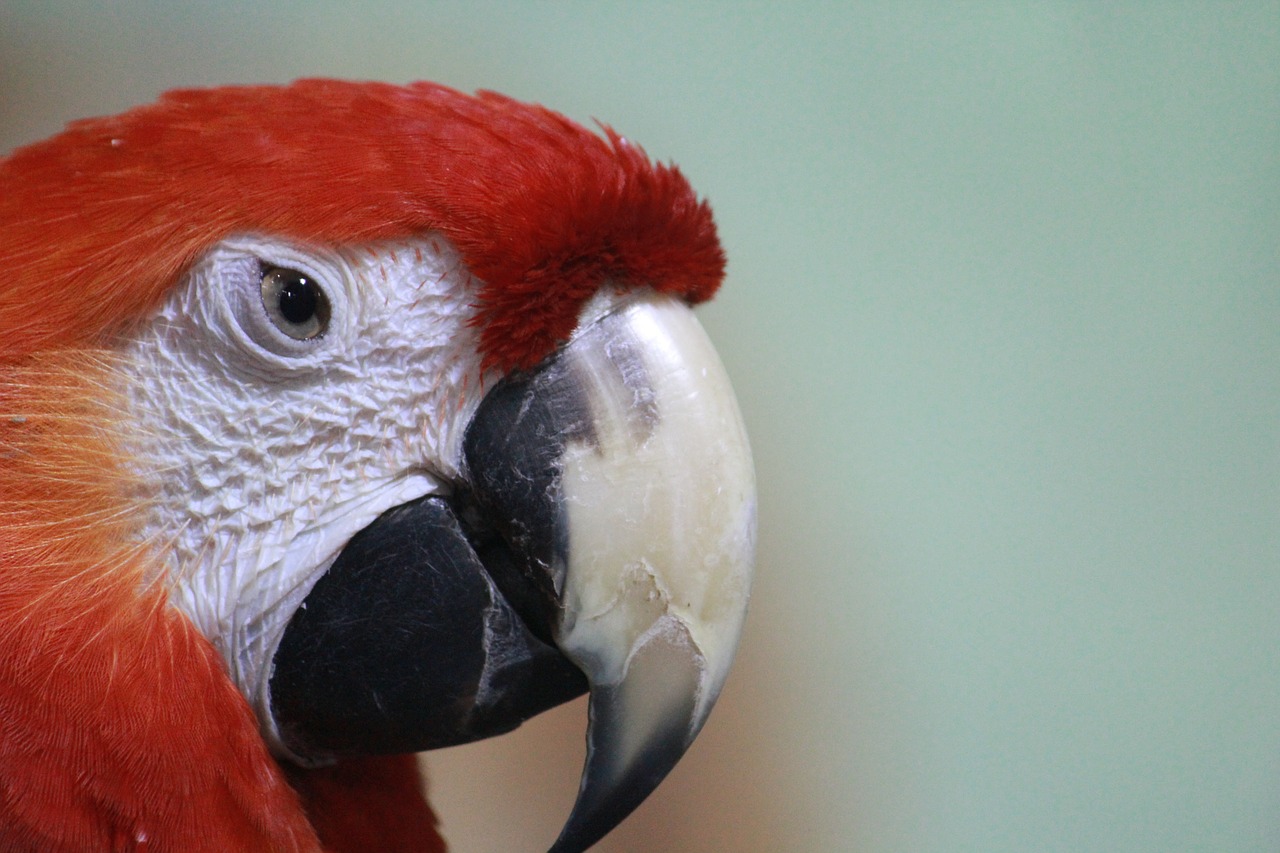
[0,79,725,371]
[0,79,721,851]
[0,357,344,851]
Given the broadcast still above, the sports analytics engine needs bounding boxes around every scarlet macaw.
[0,80,755,852]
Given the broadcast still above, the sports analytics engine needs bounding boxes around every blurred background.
[3,3,1277,851]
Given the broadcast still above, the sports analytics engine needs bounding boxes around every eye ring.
[261,265,331,340]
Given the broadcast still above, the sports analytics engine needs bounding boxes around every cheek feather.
[0,353,323,851]
[0,353,144,592]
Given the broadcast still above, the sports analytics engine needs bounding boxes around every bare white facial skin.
[118,233,759,808]
[119,234,492,750]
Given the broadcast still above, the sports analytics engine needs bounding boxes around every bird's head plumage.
[0,80,754,853]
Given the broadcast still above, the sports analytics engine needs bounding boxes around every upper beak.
[268,291,756,852]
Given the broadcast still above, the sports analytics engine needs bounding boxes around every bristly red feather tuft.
[0,79,725,371]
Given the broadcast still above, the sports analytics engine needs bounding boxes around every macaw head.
[0,80,755,852]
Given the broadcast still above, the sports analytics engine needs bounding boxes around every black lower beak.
[268,493,586,758]
[267,293,756,852]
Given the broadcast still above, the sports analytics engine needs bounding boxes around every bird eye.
[261,266,330,340]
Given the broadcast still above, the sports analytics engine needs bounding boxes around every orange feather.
[0,355,340,851]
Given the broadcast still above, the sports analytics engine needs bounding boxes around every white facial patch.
[119,234,493,749]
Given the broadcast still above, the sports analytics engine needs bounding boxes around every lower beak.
[268,291,756,852]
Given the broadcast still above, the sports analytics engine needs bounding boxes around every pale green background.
[3,3,1277,851]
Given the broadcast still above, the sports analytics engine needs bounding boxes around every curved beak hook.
[465,292,757,852]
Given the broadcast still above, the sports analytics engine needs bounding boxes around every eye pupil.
[261,266,331,340]
[278,274,318,324]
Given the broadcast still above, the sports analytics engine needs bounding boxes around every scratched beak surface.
[463,291,756,852]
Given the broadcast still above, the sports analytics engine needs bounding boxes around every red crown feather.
[0,79,724,371]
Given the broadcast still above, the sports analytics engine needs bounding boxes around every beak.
[268,291,756,852]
